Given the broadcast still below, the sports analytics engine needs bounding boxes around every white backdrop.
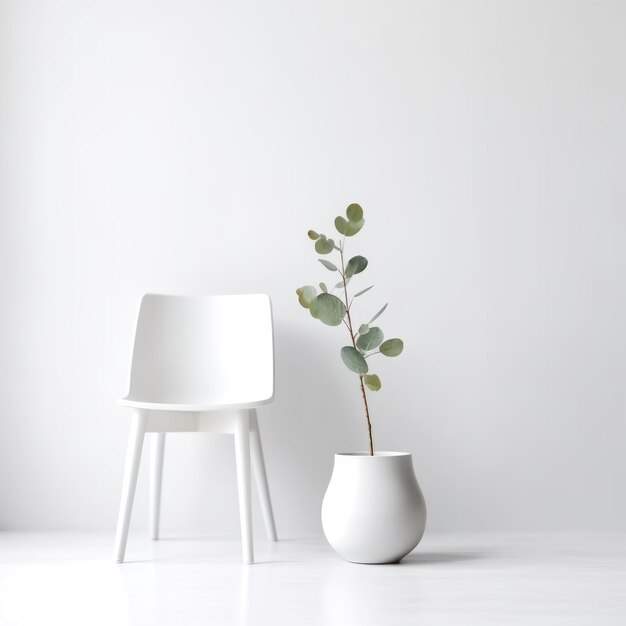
[1,0,624,536]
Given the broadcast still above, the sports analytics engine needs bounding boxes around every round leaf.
[345,255,368,278]
[344,218,364,237]
[310,293,346,326]
[308,230,320,240]
[335,216,348,235]
[358,324,369,335]
[346,203,363,222]
[309,296,320,319]
[341,346,369,374]
[364,374,381,391]
[315,237,334,254]
[318,259,338,272]
[380,338,404,357]
[296,285,317,309]
[356,326,384,352]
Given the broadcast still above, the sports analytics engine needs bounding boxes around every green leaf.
[354,285,374,298]
[307,230,320,240]
[380,338,404,357]
[315,237,335,254]
[319,282,328,293]
[309,296,320,319]
[319,259,338,271]
[345,255,368,278]
[358,324,369,335]
[344,218,364,237]
[334,216,348,235]
[356,326,384,352]
[335,277,350,289]
[368,303,388,325]
[341,346,369,374]
[309,293,346,326]
[296,286,316,308]
[346,203,363,222]
[364,374,381,391]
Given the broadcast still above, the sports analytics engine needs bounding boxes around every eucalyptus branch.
[296,204,405,457]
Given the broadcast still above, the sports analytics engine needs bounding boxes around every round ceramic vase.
[321,452,427,564]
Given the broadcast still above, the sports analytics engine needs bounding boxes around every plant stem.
[358,375,374,456]
[339,242,374,455]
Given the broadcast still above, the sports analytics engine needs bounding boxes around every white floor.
[0,532,624,625]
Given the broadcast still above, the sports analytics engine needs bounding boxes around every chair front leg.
[234,410,253,564]
[149,432,166,540]
[114,408,148,562]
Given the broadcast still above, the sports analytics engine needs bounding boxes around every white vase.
[321,452,427,564]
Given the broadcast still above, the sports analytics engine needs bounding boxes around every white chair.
[113,293,277,564]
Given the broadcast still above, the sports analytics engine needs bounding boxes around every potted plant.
[296,203,427,564]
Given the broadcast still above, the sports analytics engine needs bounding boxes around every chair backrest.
[127,294,274,407]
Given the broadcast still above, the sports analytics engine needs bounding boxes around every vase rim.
[335,451,411,457]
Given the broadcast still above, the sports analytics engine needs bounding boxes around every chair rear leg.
[250,409,277,541]
[234,411,253,564]
[149,432,166,540]
[114,409,148,562]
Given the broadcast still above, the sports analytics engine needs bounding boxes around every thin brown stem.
[339,242,374,455]
[359,376,374,456]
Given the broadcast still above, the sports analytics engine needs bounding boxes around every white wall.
[1,0,625,536]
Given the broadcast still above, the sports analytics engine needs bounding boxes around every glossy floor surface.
[0,532,624,625]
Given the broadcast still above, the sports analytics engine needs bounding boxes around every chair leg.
[249,409,277,541]
[114,409,148,563]
[149,432,166,540]
[234,410,253,564]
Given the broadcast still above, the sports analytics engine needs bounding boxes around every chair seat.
[118,395,273,412]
